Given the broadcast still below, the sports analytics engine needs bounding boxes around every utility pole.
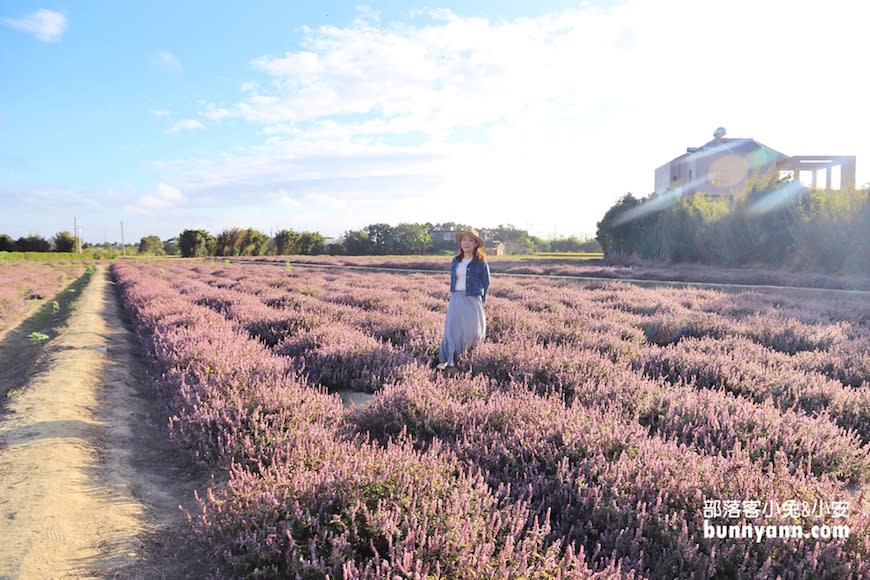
[121,220,126,257]
[74,216,81,254]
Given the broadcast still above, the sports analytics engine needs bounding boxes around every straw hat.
[454,229,485,248]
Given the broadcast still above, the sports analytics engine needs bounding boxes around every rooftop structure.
[654,128,856,196]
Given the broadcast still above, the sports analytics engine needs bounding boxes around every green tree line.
[335,222,598,256]
[0,231,140,257]
[0,231,77,252]
[1,224,601,258]
[596,175,870,274]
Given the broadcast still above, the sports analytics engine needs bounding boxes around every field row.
[169,260,870,440]
[113,261,614,578]
[0,261,88,332]
[240,254,870,291]
[155,261,870,474]
[113,260,869,578]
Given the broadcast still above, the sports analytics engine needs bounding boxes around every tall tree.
[240,228,269,256]
[16,234,51,252]
[481,225,537,255]
[342,230,373,255]
[596,193,658,257]
[0,234,15,252]
[52,231,77,252]
[595,175,870,273]
[163,237,180,255]
[179,229,214,257]
[549,236,587,252]
[138,235,165,255]
[363,223,397,255]
[392,223,431,254]
[274,229,301,255]
[297,231,326,255]
[215,228,247,256]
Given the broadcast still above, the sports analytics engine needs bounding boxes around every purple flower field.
[112,259,870,578]
[0,261,86,332]
[242,254,870,291]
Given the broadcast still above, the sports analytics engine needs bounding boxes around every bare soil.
[0,266,212,579]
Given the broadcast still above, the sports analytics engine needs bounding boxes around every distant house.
[429,228,505,255]
[655,127,856,196]
[429,229,461,244]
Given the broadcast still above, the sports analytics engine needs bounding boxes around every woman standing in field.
[436,229,491,370]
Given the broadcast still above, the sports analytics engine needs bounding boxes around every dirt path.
[0,266,209,579]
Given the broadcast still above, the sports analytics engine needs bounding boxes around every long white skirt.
[439,292,486,364]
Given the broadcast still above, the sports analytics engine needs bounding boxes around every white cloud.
[127,183,184,213]
[149,1,869,238]
[305,193,347,209]
[157,182,182,200]
[276,191,301,207]
[168,119,204,134]
[151,108,171,117]
[154,50,182,72]
[3,9,67,43]
[201,106,232,121]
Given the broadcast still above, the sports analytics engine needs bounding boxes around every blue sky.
[1,0,867,244]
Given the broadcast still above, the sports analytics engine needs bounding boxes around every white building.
[655,127,856,196]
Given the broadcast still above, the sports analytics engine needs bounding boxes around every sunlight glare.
[746,180,807,217]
